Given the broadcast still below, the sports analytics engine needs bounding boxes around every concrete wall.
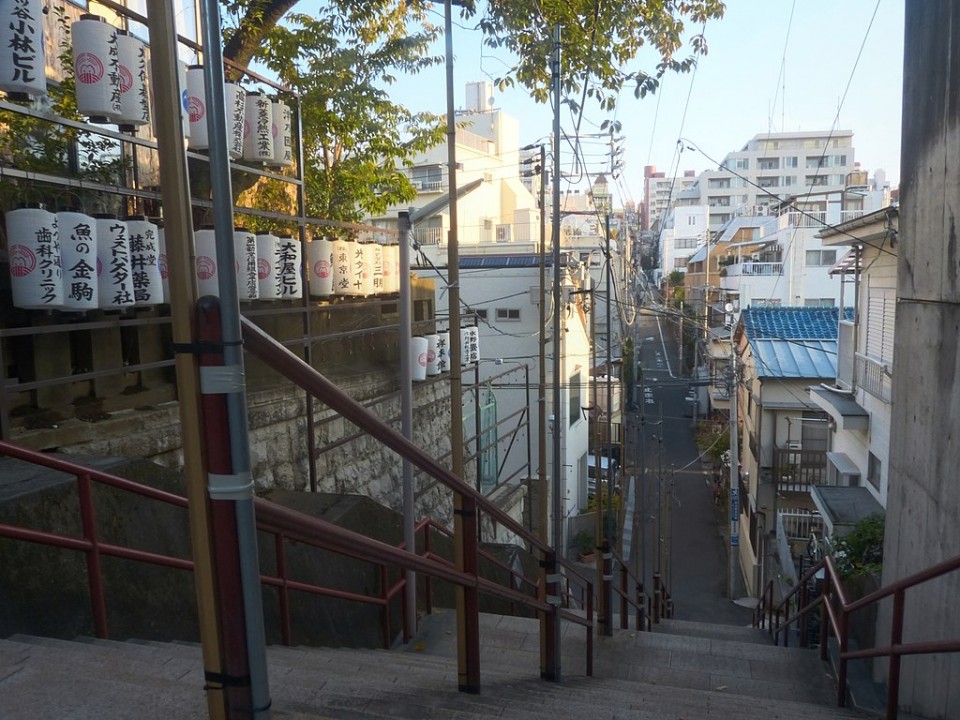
[880,5,960,718]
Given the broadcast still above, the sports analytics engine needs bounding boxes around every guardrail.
[753,553,960,719]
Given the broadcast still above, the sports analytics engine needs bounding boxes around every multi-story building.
[641,165,698,232]
[658,205,709,277]
[809,207,896,530]
[679,130,860,231]
[733,307,842,596]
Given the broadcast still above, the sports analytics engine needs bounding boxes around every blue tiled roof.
[741,307,843,340]
[460,255,549,268]
[751,339,838,379]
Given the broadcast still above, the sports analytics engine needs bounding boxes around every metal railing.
[753,553,960,719]
[856,353,892,403]
[722,262,784,277]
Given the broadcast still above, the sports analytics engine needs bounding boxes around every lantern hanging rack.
[93,0,300,98]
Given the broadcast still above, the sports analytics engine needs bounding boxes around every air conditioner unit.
[751,253,761,261]
[786,441,802,450]
[496,224,512,242]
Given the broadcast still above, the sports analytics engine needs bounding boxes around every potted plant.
[573,530,596,562]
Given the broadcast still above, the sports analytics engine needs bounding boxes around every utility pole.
[728,350,740,600]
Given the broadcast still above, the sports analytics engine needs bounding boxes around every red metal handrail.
[753,552,960,719]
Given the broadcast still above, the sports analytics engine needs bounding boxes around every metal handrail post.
[886,589,905,720]
[77,472,108,638]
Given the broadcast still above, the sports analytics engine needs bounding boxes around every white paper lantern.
[242,91,274,162]
[276,235,302,299]
[270,99,293,167]
[367,241,385,296]
[411,336,428,382]
[177,60,190,140]
[332,239,357,296]
[58,210,97,311]
[126,215,163,306]
[193,226,218,297]
[425,333,440,376]
[94,214,134,309]
[157,224,169,300]
[436,330,450,373]
[7,205,61,309]
[381,241,395,295]
[116,31,150,128]
[255,232,281,300]
[359,242,376,296]
[224,82,245,159]
[234,228,259,300]
[388,242,401,294]
[307,238,333,297]
[73,15,122,122]
[185,65,208,150]
[0,0,46,97]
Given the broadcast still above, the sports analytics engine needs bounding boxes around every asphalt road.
[623,306,753,626]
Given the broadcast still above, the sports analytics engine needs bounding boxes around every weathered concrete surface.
[883,5,960,719]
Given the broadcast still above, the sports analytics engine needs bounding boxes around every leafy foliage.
[0,4,127,211]
[832,513,885,579]
[236,7,446,223]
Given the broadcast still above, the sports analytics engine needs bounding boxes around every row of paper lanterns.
[411,327,481,382]
[306,238,401,298]
[0,4,293,166]
[5,206,311,310]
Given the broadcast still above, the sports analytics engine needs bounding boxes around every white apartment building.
[642,165,698,232]
[682,130,859,231]
[658,205,709,275]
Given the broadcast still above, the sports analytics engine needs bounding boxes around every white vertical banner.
[307,237,334,297]
[116,31,150,127]
[193,227,218,297]
[0,0,47,97]
[243,91,274,162]
[126,216,163,306]
[255,232,281,300]
[234,228,259,300]
[411,336,428,382]
[224,82,246,158]
[276,235,302,299]
[331,238,350,295]
[95,215,134,309]
[7,205,61,309]
[73,15,122,121]
[58,210,98,311]
[271,99,293,167]
[185,65,208,149]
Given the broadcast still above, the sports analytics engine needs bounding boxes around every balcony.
[779,211,827,229]
[722,262,783,277]
[774,447,827,493]
[856,352,892,402]
[413,226,445,246]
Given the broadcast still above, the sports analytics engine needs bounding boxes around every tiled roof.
[741,307,841,339]
[750,339,838,379]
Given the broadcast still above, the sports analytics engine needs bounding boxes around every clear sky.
[394,0,904,206]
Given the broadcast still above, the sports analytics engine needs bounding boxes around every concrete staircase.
[0,613,869,719]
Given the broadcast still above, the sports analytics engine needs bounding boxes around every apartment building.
[641,165,698,232]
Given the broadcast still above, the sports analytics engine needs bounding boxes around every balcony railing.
[779,211,827,229]
[774,448,828,493]
[778,508,824,544]
[723,262,783,277]
[856,352,892,402]
[413,226,445,246]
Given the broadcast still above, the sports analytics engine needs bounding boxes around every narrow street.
[622,306,753,626]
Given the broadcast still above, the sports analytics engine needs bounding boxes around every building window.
[834,155,847,166]
[751,298,782,308]
[673,257,687,269]
[759,158,779,170]
[805,249,838,266]
[688,215,698,225]
[735,158,749,170]
[867,452,881,490]
[804,298,836,307]
[569,371,582,427]
[866,287,895,363]
[806,175,829,186]
[495,308,520,322]
[475,308,488,320]
[784,156,799,168]
[757,176,779,188]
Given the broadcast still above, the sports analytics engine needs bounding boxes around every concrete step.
[0,623,870,720]
[652,617,773,644]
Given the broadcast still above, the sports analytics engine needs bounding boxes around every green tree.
[223,1,726,115]
[228,4,446,223]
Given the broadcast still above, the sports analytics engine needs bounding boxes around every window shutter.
[866,287,894,363]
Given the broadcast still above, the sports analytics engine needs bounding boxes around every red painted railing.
[753,553,960,719]
[0,440,583,654]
